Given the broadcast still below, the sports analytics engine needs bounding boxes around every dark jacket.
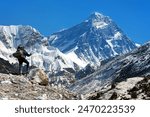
[13,46,31,59]
[17,48,30,58]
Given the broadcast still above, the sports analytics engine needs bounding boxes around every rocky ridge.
[86,76,150,100]
[70,42,150,98]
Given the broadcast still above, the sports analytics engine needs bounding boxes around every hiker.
[13,45,31,74]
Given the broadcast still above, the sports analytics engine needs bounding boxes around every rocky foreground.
[0,71,150,100]
[0,72,77,100]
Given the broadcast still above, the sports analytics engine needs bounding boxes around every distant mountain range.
[0,12,137,73]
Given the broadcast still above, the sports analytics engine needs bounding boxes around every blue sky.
[0,0,150,44]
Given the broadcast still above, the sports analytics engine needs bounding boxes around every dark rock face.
[75,64,95,79]
[109,92,118,100]
[87,92,102,100]
[0,58,17,75]
[114,43,150,83]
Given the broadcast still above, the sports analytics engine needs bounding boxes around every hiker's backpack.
[13,49,24,59]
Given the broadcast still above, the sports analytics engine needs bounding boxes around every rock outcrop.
[28,68,49,86]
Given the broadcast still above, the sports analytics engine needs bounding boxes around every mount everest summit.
[49,12,137,67]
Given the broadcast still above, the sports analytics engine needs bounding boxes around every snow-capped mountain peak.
[49,12,137,67]
[88,12,108,21]
[86,12,111,29]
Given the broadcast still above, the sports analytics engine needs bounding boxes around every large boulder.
[28,68,49,86]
